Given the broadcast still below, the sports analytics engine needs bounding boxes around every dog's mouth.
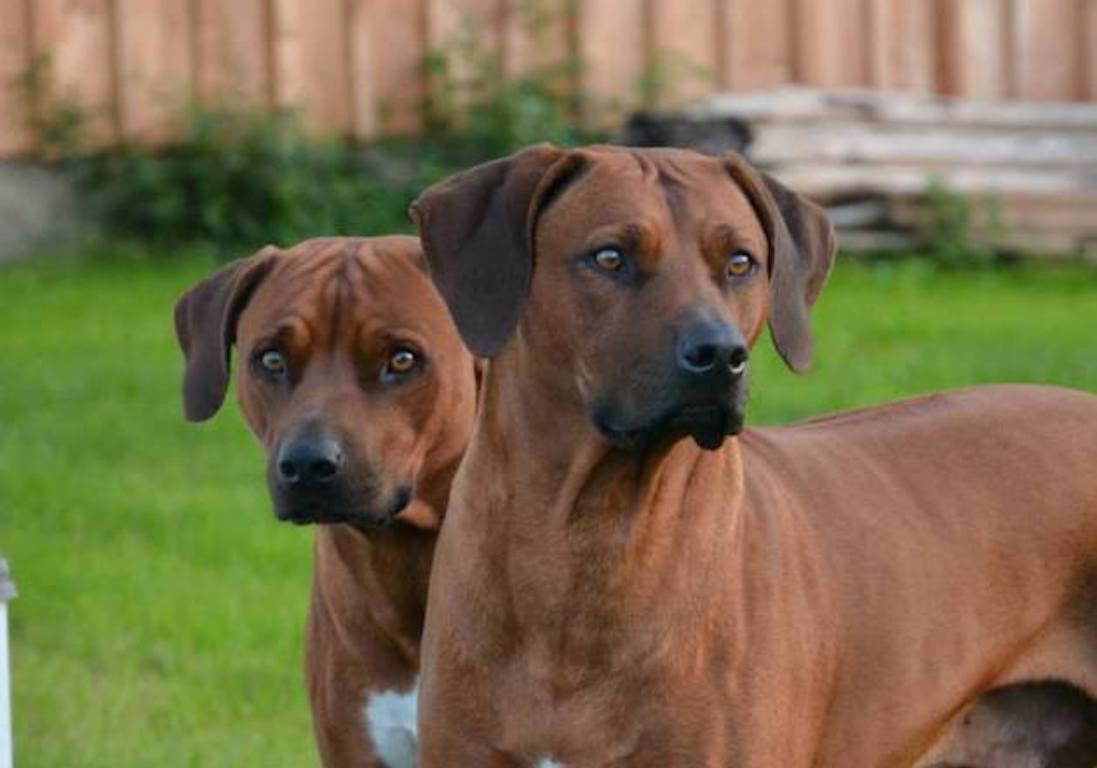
[352,485,414,531]
[667,404,743,449]
[273,485,414,530]
[595,402,743,452]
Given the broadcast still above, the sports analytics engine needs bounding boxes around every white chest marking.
[362,686,566,768]
[363,681,419,768]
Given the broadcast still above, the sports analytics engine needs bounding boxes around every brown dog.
[410,145,1097,766]
[174,237,476,767]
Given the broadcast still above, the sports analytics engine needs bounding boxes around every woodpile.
[619,88,1097,260]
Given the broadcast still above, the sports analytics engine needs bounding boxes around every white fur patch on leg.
[537,759,566,768]
[363,681,419,768]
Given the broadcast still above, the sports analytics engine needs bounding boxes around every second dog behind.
[174,236,477,767]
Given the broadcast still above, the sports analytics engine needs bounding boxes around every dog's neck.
[313,522,434,670]
[448,352,749,676]
[312,396,471,670]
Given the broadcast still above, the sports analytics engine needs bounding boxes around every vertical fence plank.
[1012,0,1084,100]
[501,0,571,80]
[114,0,193,142]
[574,0,645,120]
[935,0,1009,99]
[348,0,427,138]
[0,0,31,155]
[424,0,502,122]
[271,0,352,136]
[425,0,502,74]
[717,0,794,91]
[1086,0,1097,100]
[347,0,379,138]
[793,0,870,88]
[867,0,935,92]
[193,0,270,108]
[647,0,718,105]
[0,0,32,155]
[30,0,116,146]
[426,0,501,46]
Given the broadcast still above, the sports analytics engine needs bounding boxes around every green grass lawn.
[0,250,1094,767]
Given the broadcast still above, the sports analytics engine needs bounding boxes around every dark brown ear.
[409,143,582,358]
[173,247,279,421]
[724,153,836,373]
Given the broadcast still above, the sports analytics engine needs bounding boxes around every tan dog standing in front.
[174,237,477,767]
[411,145,1097,766]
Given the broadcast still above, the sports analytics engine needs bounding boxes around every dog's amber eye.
[259,350,287,376]
[726,251,755,279]
[593,247,623,272]
[387,348,418,375]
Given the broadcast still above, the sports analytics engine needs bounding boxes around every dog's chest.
[362,680,419,768]
[491,656,700,766]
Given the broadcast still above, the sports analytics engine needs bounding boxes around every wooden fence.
[2,0,1096,156]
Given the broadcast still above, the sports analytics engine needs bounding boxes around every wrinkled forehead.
[238,238,447,342]
[539,147,765,245]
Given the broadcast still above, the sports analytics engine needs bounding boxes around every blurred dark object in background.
[617,112,751,157]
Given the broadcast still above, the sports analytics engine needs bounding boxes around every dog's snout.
[276,436,344,487]
[677,322,748,377]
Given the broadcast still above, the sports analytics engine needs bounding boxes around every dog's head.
[174,236,477,529]
[412,145,834,451]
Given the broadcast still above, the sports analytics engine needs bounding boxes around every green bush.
[73,109,435,255]
[921,180,1007,269]
[18,1,600,259]
[16,53,86,157]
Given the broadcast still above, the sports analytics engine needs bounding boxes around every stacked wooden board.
[620,88,1097,259]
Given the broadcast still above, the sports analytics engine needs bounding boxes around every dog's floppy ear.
[173,246,279,421]
[724,153,836,373]
[410,143,581,358]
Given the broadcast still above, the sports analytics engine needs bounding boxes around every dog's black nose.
[276,436,343,487]
[677,322,747,377]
